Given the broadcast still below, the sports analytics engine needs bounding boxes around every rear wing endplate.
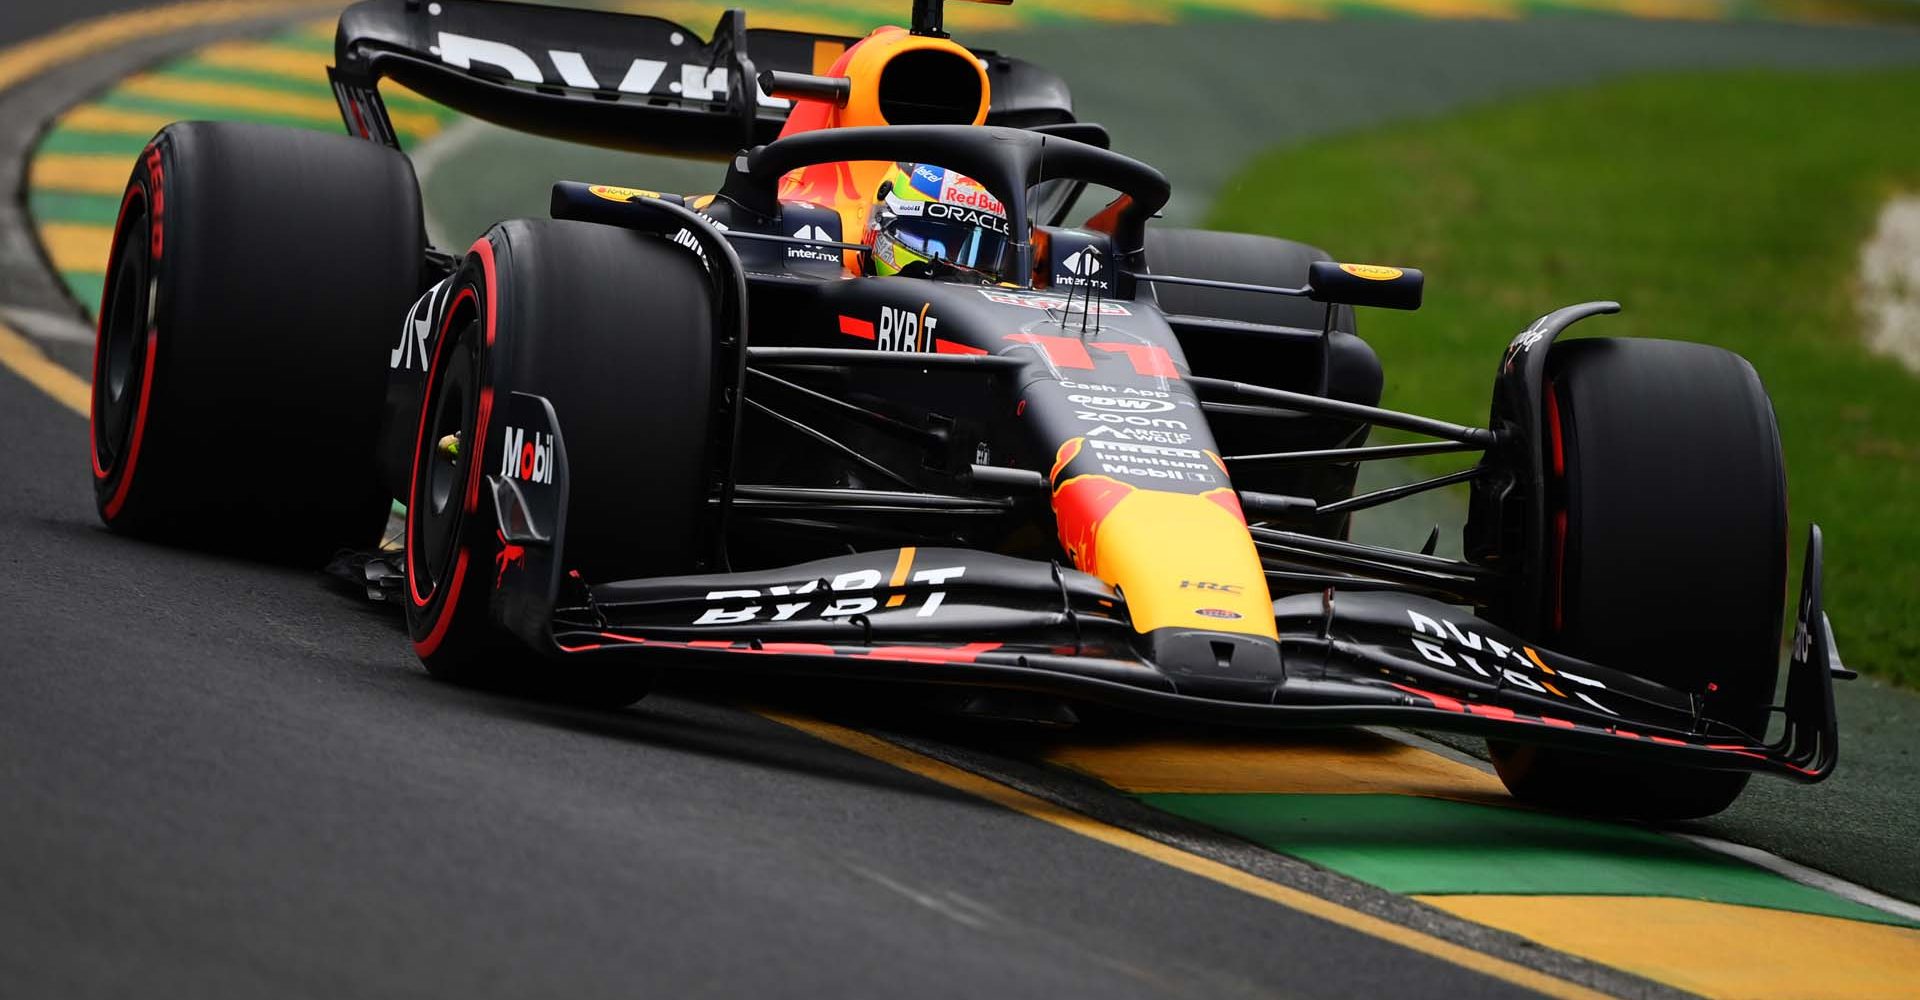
[327,0,1074,157]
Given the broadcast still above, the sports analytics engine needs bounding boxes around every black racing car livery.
[85,0,1850,820]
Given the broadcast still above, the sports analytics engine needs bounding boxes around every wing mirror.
[1307,260,1424,311]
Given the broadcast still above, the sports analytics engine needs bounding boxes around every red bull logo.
[942,184,1004,215]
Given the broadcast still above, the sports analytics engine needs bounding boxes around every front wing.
[535,530,1842,784]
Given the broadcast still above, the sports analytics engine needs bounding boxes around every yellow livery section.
[1054,476,1277,639]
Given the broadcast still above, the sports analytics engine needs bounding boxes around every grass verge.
[1210,68,1920,685]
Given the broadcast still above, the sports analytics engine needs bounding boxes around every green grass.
[1210,69,1920,685]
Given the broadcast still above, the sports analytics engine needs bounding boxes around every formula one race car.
[85,0,1848,819]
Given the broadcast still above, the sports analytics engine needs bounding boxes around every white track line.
[1672,832,1920,924]
[3,304,95,343]
[1368,726,1920,924]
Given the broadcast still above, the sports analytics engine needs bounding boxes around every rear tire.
[404,219,718,708]
[89,122,424,560]
[1490,337,1788,820]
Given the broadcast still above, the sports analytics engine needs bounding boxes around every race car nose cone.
[1144,628,1285,703]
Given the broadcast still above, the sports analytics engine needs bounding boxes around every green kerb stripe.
[36,129,154,157]
[60,273,105,316]
[1141,792,1918,928]
[31,191,124,227]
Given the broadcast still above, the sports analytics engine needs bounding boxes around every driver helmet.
[866,162,1013,284]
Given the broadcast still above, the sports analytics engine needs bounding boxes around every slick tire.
[1490,337,1788,821]
[89,121,424,560]
[404,220,717,709]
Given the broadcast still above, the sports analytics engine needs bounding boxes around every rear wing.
[328,0,1075,157]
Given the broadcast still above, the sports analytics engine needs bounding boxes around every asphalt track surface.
[0,15,1608,999]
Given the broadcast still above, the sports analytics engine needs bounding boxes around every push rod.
[1248,526,1497,581]
[1316,467,1482,516]
[1189,375,1497,447]
[1224,440,1481,466]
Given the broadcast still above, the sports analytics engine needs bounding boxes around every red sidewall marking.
[96,148,165,518]
[413,551,470,658]
[101,328,158,520]
[91,182,145,482]
[406,285,477,609]
[408,238,498,663]
[1545,380,1568,633]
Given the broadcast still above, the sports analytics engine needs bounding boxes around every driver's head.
[866,163,1013,284]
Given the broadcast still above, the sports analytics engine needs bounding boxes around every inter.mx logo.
[1057,246,1108,289]
[1063,247,1102,277]
[500,426,555,485]
[788,224,840,263]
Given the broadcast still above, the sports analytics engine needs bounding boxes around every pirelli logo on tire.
[501,426,555,485]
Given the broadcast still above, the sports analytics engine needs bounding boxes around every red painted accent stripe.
[838,315,875,340]
[1538,716,1577,729]
[859,642,1002,664]
[1203,487,1247,525]
[1389,683,1466,713]
[934,339,987,356]
[753,642,837,656]
[1091,341,1180,379]
[1005,333,1093,369]
[1468,704,1517,721]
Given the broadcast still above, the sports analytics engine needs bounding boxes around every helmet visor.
[881,196,1012,281]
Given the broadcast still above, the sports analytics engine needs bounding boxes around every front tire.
[90,122,424,559]
[1490,337,1788,820]
[404,219,718,708]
